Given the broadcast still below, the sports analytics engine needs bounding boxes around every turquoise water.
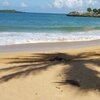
[0,12,100,45]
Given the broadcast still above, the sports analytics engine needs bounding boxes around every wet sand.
[0,39,100,53]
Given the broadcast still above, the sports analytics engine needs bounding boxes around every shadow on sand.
[0,51,100,92]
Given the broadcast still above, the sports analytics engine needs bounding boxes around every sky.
[0,0,100,13]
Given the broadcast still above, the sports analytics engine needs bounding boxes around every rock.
[67,11,100,17]
[67,11,80,16]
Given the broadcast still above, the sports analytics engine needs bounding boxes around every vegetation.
[98,9,100,13]
[87,8,92,12]
[87,8,100,14]
[93,9,98,13]
[0,10,19,13]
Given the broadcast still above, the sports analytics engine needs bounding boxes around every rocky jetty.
[67,11,100,17]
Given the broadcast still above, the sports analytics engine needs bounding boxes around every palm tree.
[87,8,92,13]
[98,9,100,14]
[93,8,98,13]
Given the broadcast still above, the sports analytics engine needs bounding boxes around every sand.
[0,42,100,100]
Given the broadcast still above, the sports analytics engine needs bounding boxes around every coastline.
[0,10,100,100]
[0,39,100,53]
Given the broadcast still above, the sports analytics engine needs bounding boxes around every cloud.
[52,0,99,8]
[2,0,10,6]
[21,2,28,8]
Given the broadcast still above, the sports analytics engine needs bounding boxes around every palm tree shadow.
[0,53,72,82]
[61,59,100,91]
[0,51,100,92]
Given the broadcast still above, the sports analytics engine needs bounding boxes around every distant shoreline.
[67,8,100,18]
[0,10,23,13]
[67,12,100,18]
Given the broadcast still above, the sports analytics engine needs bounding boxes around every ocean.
[0,12,100,45]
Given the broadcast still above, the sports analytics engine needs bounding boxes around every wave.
[0,26,100,32]
[0,30,100,45]
[53,26,100,31]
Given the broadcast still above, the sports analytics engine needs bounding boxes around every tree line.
[87,8,100,14]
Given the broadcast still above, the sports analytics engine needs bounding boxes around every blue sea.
[0,12,100,45]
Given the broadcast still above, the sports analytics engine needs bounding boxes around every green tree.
[98,9,100,14]
[93,9,98,13]
[87,8,92,12]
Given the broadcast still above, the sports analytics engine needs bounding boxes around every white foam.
[0,30,100,45]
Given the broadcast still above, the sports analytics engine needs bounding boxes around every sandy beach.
[0,41,100,100]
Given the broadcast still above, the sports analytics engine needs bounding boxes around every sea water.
[0,12,100,45]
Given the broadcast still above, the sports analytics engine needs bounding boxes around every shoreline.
[0,39,100,53]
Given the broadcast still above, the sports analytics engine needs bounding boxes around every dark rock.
[67,11,80,16]
[67,11,100,17]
